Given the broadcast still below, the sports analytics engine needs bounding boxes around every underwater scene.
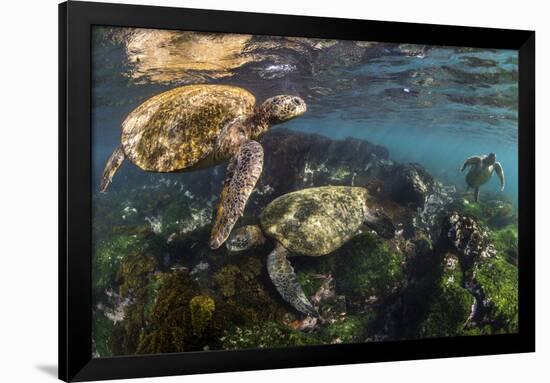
[91,26,519,357]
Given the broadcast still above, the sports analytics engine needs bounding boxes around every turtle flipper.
[267,243,319,318]
[209,140,264,249]
[460,156,482,172]
[474,187,480,202]
[100,145,125,192]
[494,162,505,191]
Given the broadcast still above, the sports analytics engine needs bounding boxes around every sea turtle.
[460,152,505,202]
[225,186,395,317]
[99,84,307,249]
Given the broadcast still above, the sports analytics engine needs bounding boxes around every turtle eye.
[292,97,301,105]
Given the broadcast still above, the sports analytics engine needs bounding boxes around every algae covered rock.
[220,321,318,349]
[439,211,495,270]
[106,251,160,355]
[321,314,376,344]
[418,254,474,338]
[212,257,289,323]
[336,232,405,306]
[428,212,518,335]
[455,196,516,230]
[472,256,518,333]
[490,225,518,266]
[92,230,160,295]
[136,271,221,354]
[92,310,116,357]
[190,295,216,336]
[247,129,390,213]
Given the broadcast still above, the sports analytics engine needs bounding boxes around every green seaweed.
[474,256,518,333]
[321,314,375,343]
[136,271,201,354]
[92,310,115,357]
[490,225,518,266]
[105,250,159,355]
[190,295,216,336]
[220,321,318,350]
[336,232,404,301]
[212,257,288,323]
[92,233,147,295]
[418,254,474,338]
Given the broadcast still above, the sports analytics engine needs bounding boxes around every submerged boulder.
[469,256,518,333]
[335,232,405,311]
[383,163,434,209]
[438,211,496,270]
[418,253,474,338]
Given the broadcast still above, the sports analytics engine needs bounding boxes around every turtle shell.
[260,186,368,256]
[120,84,256,172]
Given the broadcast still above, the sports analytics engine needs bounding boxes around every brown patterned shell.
[260,186,368,256]
[120,84,256,172]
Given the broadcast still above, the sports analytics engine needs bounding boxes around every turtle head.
[226,225,265,253]
[261,95,307,124]
[364,209,396,239]
[485,152,496,165]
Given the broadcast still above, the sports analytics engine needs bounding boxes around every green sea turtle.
[460,152,505,202]
[99,84,307,249]
[225,186,395,317]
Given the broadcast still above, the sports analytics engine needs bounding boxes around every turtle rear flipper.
[267,243,319,318]
[100,145,125,192]
[474,187,480,202]
[209,140,264,249]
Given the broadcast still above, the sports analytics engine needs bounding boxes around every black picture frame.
[59,1,535,381]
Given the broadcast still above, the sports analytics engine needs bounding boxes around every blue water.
[92,28,518,203]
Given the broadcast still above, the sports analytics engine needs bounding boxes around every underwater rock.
[335,232,405,312]
[430,212,518,334]
[104,251,160,355]
[418,253,474,338]
[136,271,225,354]
[92,310,116,357]
[92,230,162,297]
[414,182,457,240]
[384,163,434,209]
[439,212,496,270]
[490,225,518,266]
[220,321,318,349]
[468,256,518,333]
[321,314,376,344]
[212,257,289,323]
[189,295,216,336]
[456,194,516,230]
[389,236,441,339]
[248,129,390,213]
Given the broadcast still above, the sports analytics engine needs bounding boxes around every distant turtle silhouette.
[460,152,505,202]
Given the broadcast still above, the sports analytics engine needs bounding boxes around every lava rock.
[383,163,434,209]
[438,212,496,270]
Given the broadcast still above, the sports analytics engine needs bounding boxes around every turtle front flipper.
[460,156,482,172]
[267,242,319,318]
[494,162,505,191]
[99,145,126,192]
[209,140,264,249]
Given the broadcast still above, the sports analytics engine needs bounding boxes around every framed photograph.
[59,1,535,381]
